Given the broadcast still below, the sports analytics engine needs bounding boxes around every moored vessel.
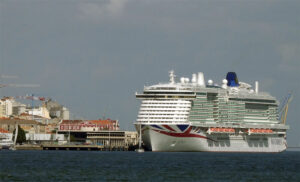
[0,129,13,150]
[134,71,291,152]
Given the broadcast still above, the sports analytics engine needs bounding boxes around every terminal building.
[86,131,138,148]
[59,119,120,132]
[58,119,138,149]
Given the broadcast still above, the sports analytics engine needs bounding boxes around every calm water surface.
[1,150,300,181]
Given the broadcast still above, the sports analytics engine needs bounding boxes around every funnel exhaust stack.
[255,81,259,93]
[197,72,205,87]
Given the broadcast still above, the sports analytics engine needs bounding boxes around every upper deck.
[136,71,284,125]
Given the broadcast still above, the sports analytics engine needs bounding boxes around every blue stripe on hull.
[177,125,189,132]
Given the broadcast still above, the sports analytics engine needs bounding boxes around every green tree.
[13,125,27,144]
[70,134,76,142]
[51,129,57,134]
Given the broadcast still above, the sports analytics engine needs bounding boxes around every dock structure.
[42,144,129,151]
[1,130,138,151]
[16,144,43,150]
[43,130,138,151]
[57,130,138,150]
[86,131,138,149]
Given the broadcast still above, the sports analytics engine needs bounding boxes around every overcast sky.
[0,0,299,145]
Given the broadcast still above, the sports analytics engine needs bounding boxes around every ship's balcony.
[136,93,196,100]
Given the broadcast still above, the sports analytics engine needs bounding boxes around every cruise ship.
[134,71,291,152]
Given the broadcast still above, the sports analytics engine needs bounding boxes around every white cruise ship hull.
[136,124,287,153]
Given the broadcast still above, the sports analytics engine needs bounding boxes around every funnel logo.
[226,72,239,87]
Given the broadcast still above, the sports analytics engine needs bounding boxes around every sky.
[0,0,299,145]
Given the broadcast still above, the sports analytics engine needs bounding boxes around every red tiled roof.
[61,120,84,125]
[61,119,116,125]
[0,117,21,120]
[90,120,116,125]
[0,118,42,125]
[0,128,9,133]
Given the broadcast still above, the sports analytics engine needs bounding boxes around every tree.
[13,125,27,144]
[51,129,57,134]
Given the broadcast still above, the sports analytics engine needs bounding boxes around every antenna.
[169,70,176,84]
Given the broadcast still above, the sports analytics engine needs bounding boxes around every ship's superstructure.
[135,71,290,152]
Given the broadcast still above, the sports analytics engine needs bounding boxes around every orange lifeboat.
[249,129,273,134]
[210,128,235,133]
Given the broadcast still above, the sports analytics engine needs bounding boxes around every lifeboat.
[248,129,273,134]
[209,128,235,133]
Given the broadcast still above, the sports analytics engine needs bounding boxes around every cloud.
[78,0,128,22]
[91,63,125,81]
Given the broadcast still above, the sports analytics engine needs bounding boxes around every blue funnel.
[226,72,239,87]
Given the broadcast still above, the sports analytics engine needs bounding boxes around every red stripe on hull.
[162,125,176,132]
[152,127,215,141]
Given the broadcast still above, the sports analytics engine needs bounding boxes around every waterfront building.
[0,118,46,134]
[59,119,120,132]
[0,128,13,147]
[26,133,65,143]
[87,131,138,148]
[1,123,64,146]
[57,119,136,148]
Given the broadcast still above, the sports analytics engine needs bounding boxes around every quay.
[16,144,43,150]
[1,144,137,151]
[42,144,130,151]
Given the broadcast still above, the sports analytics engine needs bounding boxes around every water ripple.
[0,151,300,181]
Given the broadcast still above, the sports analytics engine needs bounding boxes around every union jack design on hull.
[150,125,214,141]
[137,124,286,152]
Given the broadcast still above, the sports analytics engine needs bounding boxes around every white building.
[26,133,65,142]
[12,101,26,116]
[49,106,70,120]
[61,107,70,120]
[0,98,13,117]
[27,106,51,119]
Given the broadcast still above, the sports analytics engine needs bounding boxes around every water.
[1,151,300,182]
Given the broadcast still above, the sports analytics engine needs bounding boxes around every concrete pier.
[42,144,129,151]
[15,144,43,150]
